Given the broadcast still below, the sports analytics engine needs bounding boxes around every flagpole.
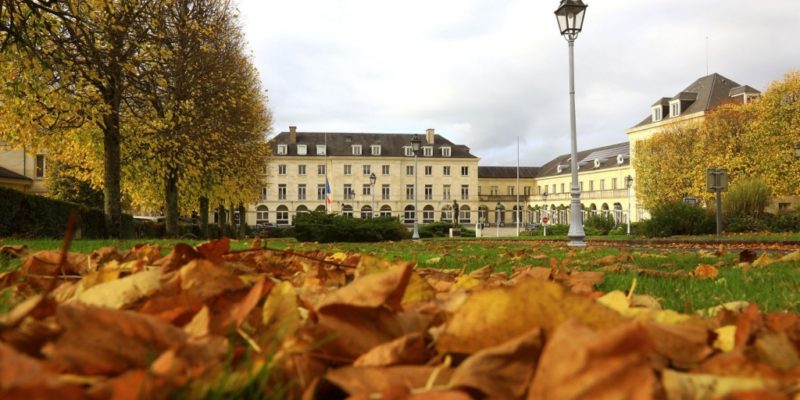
[324,132,329,213]
[516,136,520,237]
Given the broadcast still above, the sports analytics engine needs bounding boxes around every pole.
[371,184,375,219]
[324,132,329,214]
[627,183,632,235]
[566,39,586,247]
[715,187,722,239]
[516,136,520,237]
[412,152,420,240]
[543,196,547,237]
[496,208,499,237]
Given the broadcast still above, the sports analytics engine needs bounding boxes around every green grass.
[2,237,799,313]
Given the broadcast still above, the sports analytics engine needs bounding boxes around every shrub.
[723,178,771,218]
[764,212,800,232]
[0,186,110,238]
[584,214,616,235]
[642,201,716,237]
[723,215,769,233]
[523,224,570,236]
[608,222,646,236]
[293,212,409,243]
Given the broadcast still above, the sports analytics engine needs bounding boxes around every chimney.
[425,128,435,144]
[289,126,297,144]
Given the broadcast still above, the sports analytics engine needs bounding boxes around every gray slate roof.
[269,131,478,159]
[478,166,540,179]
[536,142,630,178]
[634,73,758,128]
[0,166,31,181]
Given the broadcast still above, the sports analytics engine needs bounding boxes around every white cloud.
[236,0,800,165]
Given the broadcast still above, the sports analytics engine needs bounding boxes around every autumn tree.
[1,0,158,237]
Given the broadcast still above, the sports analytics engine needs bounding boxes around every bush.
[293,212,410,243]
[608,222,646,236]
[523,224,570,236]
[584,214,616,235]
[723,178,771,218]
[642,201,716,237]
[723,215,769,233]
[0,186,111,238]
[764,212,800,232]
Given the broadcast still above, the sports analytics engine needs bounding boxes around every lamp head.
[410,134,421,152]
[555,0,588,40]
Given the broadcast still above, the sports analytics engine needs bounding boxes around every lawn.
[2,237,799,313]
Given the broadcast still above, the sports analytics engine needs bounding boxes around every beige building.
[246,127,481,226]
[0,142,48,194]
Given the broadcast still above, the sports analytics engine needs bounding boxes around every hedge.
[0,186,124,238]
[293,212,410,243]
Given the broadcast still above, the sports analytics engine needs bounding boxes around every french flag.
[325,177,332,204]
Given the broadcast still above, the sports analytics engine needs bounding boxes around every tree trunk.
[238,202,246,238]
[218,204,226,238]
[102,113,122,238]
[200,196,209,239]
[164,171,179,237]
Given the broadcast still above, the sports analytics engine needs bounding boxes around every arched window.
[360,205,372,219]
[423,205,435,223]
[478,206,488,224]
[276,205,289,225]
[315,205,326,212]
[342,205,354,218]
[380,205,392,217]
[256,205,268,224]
[459,205,471,223]
[441,205,453,222]
[404,205,416,224]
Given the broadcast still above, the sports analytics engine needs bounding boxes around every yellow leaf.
[74,269,122,296]
[452,274,481,291]
[713,325,736,352]
[662,370,779,399]
[781,250,799,262]
[73,269,162,309]
[261,281,300,340]
[752,253,776,268]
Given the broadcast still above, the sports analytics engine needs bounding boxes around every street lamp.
[495,202,501,237]
[555,0,588,248]
[410,135,421,240]
[542,191,548,237]
[369,172,376,218]
[625,175,633,235]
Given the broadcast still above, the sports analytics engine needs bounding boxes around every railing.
[479,195,532,202]
[529,189,629,202]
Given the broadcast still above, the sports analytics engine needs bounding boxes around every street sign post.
[706,168,728,238]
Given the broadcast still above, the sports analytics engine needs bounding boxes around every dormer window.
[594,159,601,168]
[651,106,663,122]
[617,154,625,165]
[423,146,433,157]
[297,144,307,155]
[404,146,413,156]
[669,100,681,117]
[277,144,288,155]
[371,145,381,155]
[352,145,362,155]
[441,147,451,157]
[316,145,326,155]
[556,165,563,174]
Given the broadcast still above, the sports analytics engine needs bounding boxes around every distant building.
[0,142,48,194]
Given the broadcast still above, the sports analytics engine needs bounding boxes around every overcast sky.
[235,0,799,166]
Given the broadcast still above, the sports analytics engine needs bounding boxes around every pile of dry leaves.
[0,239,798,399]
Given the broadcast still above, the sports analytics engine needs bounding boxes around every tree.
[1,0,158,237]
[46,160,105,210]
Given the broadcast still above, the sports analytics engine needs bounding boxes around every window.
[317,184,326,200]
[424,166,432,176]
[342,205,353,218]
[344,184,354,200]
[461,166,468,176]
[352,145,362,155]
[443,166,451,176]
[382,184,390,200]
[317,164,326,175]
[561,183,565,193]
[381,165,390,175]
[406,185,414,200]
[361,206,373,219]
[380,205,392,217]
[423,206,435,223]
[256,206,268,224]
[404,206,416,224]
[441,147,451,157]
[612,178,617,190]
[589,180,594,191]
[260,187,268,200]
[277,144,288,155]
[276,206,289,225]
[298,184,306,200]
[669,100,680,117]
[278,184,287,200]
[461,185,469,200]
[298,165,306,175]
[552,184,556,194]
[363,165,371,175]
[362,184,371,196]
[424,185,433,200]
[316,145,326,155]
[478,186,482,195]
[537,186,542,195]
[371,145,381,155]
[524,186,531,196]
[600,179,605,191]
[459,207,471,223]
[507,186,514,195]
[651,106,662,122]
[344,164,352,175]
[490,186,498,196]
[278,164,287,175]
[297,144,307,155]
[443,185,451,200]
[35,154,46,178]
[423,146,433,157]
[580,181,584,191]
[404,146,414,156]
[406,165,414,176]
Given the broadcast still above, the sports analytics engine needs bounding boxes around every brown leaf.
[22,251,88,279]
[88,246,132,272]
[662,369,781,400]
[153,243,204,273]
[0,244,28,258]
[321,365,453,398]
[195,237,231,264]
[0,342,85,400]
[437,279,625,354]
[132,244,163,265]
[692,263,719,279]
[450,327,544,399]
[43,304,189,375]
[754,331,800,372]
[739,249,758,263]
[0,294,44,329]
[317,262,412,312]
[353,333,429,367]
[173,259,246,299]
[528,319,655,400]
[644,320,714,369]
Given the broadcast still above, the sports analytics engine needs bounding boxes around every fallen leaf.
[780,250,799,262]
[714,325,737,352]
[353,333,429,367]
[195,238,231,263]
[661,370,780,400]
[0,342,85,400]
[528,319,655,400]
[754,332,800,372]
[739,249,758,264]
[644,320,714,369]
[261,280,301,341]
[692,264,719,279]
[73,269,162,309]
[437,279,625,354]
[751,253,776,268]
[319,365,453,398]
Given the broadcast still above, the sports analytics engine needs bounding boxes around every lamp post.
[410,135,421,240]
[542,191,548,237]
[625,175,633,235]
[369,172,376,219]
[495,202,501,238]
[555,0,588,248]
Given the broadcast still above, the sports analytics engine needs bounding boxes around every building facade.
[0,142,47,194]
